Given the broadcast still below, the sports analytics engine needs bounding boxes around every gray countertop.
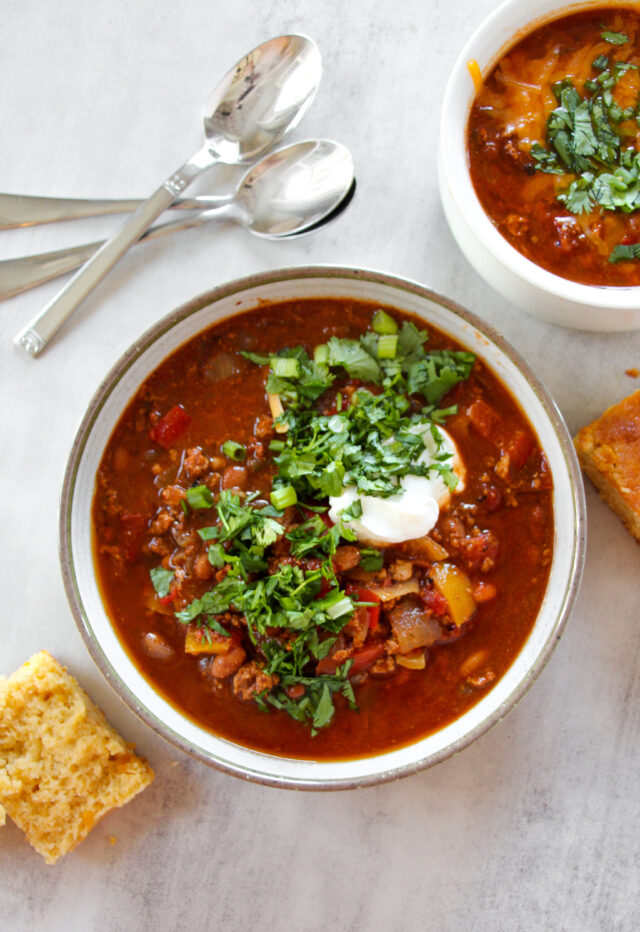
[1,1,639,929]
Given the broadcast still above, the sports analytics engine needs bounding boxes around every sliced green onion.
[326,596,354,620]
[377,334,398,359]
[270,357,300,378]
[269,439,285,452]
[314,343,329,365]
[221,440,246,461]
[372,309,398,334]
[270,485,297,509]
[186,485,214,509]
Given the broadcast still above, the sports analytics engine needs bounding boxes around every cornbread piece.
[0,651,153,864]
[574,390,640,542]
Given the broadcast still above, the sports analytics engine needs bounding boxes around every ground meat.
[456,529,500,572]
[332,545,361,572]
[160,484,186,507]
[149,511,174,535]
[370,656,396,676]
[389,559,413,582]
[343,609,370,648]
[233,660,280,700]
[182,447,209,479]
[194,552,214,580]
[254,414,274,439]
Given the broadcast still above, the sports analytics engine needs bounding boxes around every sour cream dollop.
[328,426,465,546]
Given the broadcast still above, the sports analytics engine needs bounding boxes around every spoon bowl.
[235,139,355,237]
[203,36,322,164]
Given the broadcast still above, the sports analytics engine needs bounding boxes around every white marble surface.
[1,0,639,928]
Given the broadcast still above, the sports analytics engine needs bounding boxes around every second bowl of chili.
[439,0,640,331]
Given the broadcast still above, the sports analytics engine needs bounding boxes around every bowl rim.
[59,264,586,789]
[440,0,640,310]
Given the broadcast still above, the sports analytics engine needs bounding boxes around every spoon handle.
[14,150,213,357]
[0,191,229,228]
[0,207,230,300]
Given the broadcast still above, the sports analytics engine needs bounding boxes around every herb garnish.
[530,39,640,261]
[247,320,473,502]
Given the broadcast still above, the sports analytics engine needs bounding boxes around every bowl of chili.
[60,266,585,788]
[439,0,640,331]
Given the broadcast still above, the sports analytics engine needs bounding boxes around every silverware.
[15,34,322,358]
[1,140,355,300]
[0,192,244,229]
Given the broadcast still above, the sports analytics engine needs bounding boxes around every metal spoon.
[15,34,321,357]
[0,140,355,300]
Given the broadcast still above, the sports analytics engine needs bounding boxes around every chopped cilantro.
[150,567,173,598]
[609,242,640,263]
[601,30,628,45]
[531,50,640,260]
[186,484,214,509]
[209,618,231,638]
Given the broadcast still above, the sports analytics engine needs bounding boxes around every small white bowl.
[60,266,585,789]
[439,0,640,332]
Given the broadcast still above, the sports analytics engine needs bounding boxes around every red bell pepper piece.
[150,404,191,449]
[346,585,381,632]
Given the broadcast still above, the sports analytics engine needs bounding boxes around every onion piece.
[367,578,420,602]
[397,649,427,670]
[388,597,444,651]
[397,535,448,562]
[268,393,288,433]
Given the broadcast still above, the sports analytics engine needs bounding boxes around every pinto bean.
[141,632,176,662]
[210,645,246,679]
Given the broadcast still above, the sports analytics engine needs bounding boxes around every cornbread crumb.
[0,651,154,864]
[109,835,117,846]
[625,368,639,378]
[574,390,640,542]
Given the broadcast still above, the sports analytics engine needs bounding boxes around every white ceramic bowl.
[439,0,640,332]
[60,266,586,789]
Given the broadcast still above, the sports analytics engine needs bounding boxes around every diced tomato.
[119,513,147,563]
[349,643,386,674]
[159,588,175,606]
[150,404,191,449]
[467,399,501,442]
[318,576,332,598]
[468,400,533,470]
[316,642,386,677]
[420,586,448,616]
[506,429,534,469]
